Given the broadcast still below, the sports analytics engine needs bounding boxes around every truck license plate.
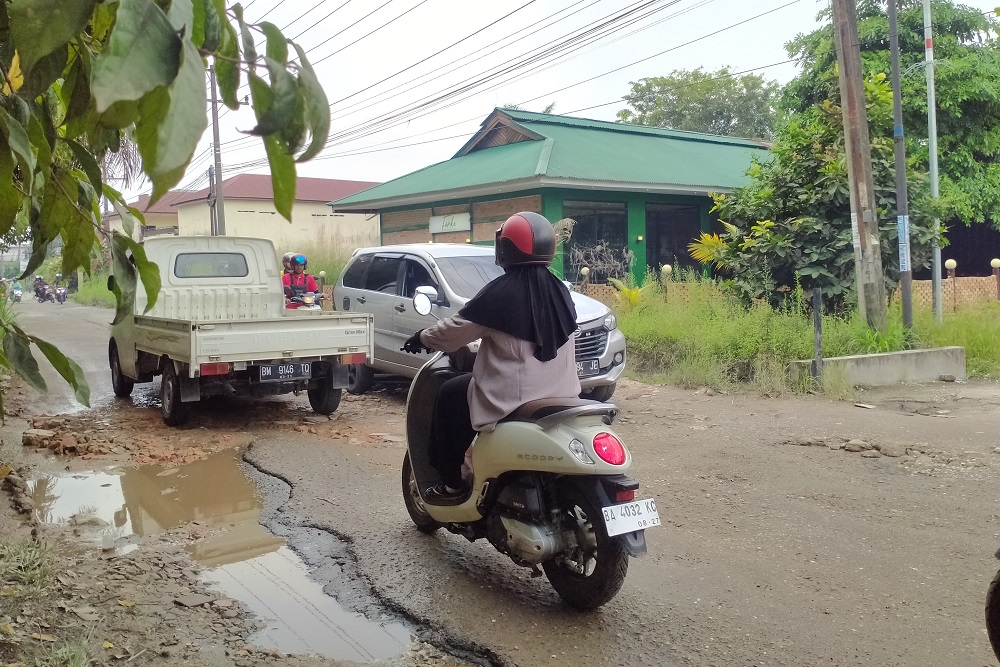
[576,359,600,378]
[257,362,311,382]
[601,498,660,536]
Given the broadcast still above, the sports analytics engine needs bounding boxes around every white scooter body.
[400,289,655,609]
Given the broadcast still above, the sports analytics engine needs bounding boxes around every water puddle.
[27,450,416,663]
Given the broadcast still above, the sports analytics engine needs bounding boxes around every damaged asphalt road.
[6,301,1000,667]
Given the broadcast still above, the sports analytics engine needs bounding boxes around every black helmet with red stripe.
[495,212,556,269]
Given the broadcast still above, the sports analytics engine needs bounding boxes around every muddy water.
[28,450,414,662]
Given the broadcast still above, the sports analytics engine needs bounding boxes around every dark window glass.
[342,253,373,288]
[174,253,249,278]
[401,259,438,298]
[563,200,628,283]
[436,255,504,299]
[363,256,402,293]
[645,204,701,272]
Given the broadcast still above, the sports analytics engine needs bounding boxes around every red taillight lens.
[199,362,231,376]
[615,489,635,503]
[593,432,626,465]
[341,352,367,365]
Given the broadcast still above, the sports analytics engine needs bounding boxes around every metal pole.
[923,0,942,322]
[811,288,824,381]
[208,166,217,236]
[831,0,887,331]
[888,0,913,330]
[209,66,227,236]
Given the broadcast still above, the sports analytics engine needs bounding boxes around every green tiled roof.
[333,109,770,208]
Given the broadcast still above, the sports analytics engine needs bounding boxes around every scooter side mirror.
[413,292,433,317]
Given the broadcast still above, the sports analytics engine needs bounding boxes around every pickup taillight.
[199,362,231,376]
[341,353,366,365]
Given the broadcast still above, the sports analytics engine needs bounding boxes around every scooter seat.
[501,397,602,424]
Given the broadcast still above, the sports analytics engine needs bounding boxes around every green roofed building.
[331,108,770,283]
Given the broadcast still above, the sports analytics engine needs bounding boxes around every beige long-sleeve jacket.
[420,314,581,432]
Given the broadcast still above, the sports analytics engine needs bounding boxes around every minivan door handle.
[394,304,406,313]
[357,296,366,304]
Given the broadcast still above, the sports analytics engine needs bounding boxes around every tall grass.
[278,242,353,286]
[70,272,115,308]
[615,276,1000,393]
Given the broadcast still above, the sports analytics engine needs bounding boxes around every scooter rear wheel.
[542,485,629,610]
[987,567,1000,662]
[401,452,440,534]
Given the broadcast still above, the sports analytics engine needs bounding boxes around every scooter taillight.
[593,432,626,465]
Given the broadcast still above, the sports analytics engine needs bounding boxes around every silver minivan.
[333,243,626,401]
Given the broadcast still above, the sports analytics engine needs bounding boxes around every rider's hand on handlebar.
[402,330,431,354]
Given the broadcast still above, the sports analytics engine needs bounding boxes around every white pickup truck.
[108,236,373,426]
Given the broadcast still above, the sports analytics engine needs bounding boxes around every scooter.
[36,285,54,303]
[55,285,67,304]
[11,286,20,303]
[400,287,658,609]
[284,286,323,311]
[986,551,1000,661]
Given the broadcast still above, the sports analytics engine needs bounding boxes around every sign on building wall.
[429,212,471,234]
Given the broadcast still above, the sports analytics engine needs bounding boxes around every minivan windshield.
[435,255,504,299]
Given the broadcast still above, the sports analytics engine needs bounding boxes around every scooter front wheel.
[543,485,629,610]
[401,452,440,534]
[987,566,1000,662]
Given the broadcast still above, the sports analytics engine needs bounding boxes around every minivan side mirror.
[107,275,115,292]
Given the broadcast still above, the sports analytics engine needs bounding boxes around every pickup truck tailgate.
[133,313,373,366]
[194,314,373,361]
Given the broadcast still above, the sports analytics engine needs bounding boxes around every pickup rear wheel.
[346,364,374,395]
[308,363,343,415]
[109,342,134,398]
[160,363,191,426]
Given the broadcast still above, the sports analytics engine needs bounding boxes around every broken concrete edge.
[788,346,966,388]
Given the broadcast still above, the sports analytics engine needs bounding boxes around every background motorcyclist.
[33,275,45,298]
[403,212,581,501]
[281,254,319,300]
[281,252,297,275]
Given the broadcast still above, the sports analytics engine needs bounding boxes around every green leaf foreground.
[0,0,331,408]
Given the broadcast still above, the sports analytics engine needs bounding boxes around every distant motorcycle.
[11,286,21,303]
[55,285,67,304]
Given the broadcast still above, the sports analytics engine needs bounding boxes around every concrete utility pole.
[209,66,227,236]
[888,0,913,329]
[831,0,887,331]
[208,166,218,236]
[923,0,943,322]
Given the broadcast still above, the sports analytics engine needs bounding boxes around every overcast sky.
[141,0,1000,202]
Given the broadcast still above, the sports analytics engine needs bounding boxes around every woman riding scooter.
[403,212,581,500]
[282,254,320,309]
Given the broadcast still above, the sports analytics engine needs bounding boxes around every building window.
[563,200,628,283]
[645,204,701,272]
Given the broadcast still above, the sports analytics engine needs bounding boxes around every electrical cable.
[311,0,432,67]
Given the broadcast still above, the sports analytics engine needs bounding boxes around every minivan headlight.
[603,313,617,331]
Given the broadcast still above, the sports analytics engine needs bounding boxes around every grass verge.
[616,281,1000,396]
[70,273,114,309]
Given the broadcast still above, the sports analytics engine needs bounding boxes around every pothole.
[24,449,464,664]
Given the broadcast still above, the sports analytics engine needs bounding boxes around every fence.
[912,276,999,312]
[581,275,1000,313]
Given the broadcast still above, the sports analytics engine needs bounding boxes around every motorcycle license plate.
[257,362,311,382]
[602,498,660,536]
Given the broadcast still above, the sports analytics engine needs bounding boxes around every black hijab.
[459,265,578,362]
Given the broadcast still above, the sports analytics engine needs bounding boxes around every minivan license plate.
[577,359,600,378]
[257,362,311,382]
[602,498,660,536]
